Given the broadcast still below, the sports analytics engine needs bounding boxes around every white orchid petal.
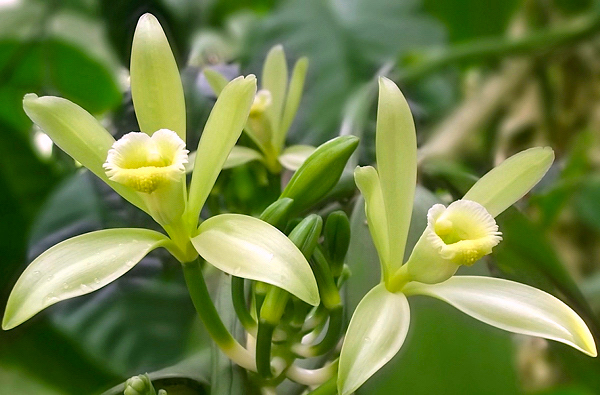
[404,276,597,357]
[338,283,410,395]
[463,147,554,217]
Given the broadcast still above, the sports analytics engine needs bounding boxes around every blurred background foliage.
[2,0,600,393]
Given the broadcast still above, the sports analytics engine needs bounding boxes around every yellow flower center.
[427,200,502,266]
[103,129,188,194]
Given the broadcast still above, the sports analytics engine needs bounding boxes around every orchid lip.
[103,129,188,194]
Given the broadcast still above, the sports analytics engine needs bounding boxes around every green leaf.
[463,147,554,217]
[338,284,409,395]
[49,258,197,378]
[0,321,120,394]
[423,0,519,42]
[404,276,597,357]
[278,144,315,171]
[262,45,288,148]
[223,146,263,169]
[3,229,169,330]
[191,214,319,306]
[279,57,309,145]
[354,166,389,279]
[186,75,257,227]
[22,95,147,213]
[574,176,600,233]
[130,13,186,140]
[376,77,417,273]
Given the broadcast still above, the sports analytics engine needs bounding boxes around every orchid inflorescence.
[2,13,596,395]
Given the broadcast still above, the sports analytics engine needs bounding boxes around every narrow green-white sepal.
[376,77,416,272]
[262,45,288,148]
[463,147,554,217]
[186,75,257,226]
[354,166,390,280]
[278,144,315,171]
[191,214,319,306]
[223,146,263,169]
[338,283,410,395]
[22,94,147,212]
[404,276,597,357]
[130,13,186,140]
[278,57,308,147]
[2,229,169,330]
[203,68,230,96]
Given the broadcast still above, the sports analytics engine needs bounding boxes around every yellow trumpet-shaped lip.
[249,89,272,117]
[103,129,188,194]
[427,200,502,266]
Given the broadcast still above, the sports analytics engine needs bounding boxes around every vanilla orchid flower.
[338,77,596,395]
[3,13,320,362]
[200,45,314,173]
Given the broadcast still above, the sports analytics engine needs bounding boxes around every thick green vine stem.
[231,275,258,335]
[256,286,290,378]
[182,259,256,371]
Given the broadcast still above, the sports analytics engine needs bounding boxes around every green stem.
[295,306,343,358]
[256,321,276,378]
[182,259,256,371]
[398,12,600,83]
[231,276,258,335]
[256,286,290,378]
[286,359,338,386]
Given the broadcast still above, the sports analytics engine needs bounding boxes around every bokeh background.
[2,0,600,394]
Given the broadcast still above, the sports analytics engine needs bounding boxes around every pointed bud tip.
[137,13,159,27]
[23,93,39,102]
[270,44,284,53]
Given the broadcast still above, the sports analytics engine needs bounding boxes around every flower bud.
[280,135,359,214]
[260,198,294,230]
[288,214,323,259]
[324,211,351,277]
[124,374,157,395]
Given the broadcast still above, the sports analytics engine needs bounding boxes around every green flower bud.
[280,135,359,214]
[324,211,351,276]
[259,198,294,230]
[287,214,323,259]
[124,374,157,395]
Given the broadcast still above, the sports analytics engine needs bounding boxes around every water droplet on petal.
[94,277,100,284]
[364,337,372,343]
[233,267,241,275]
[33,270,41,276]
[80,284,90,291]
[46,275,54,282]
[62,283,69,290]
